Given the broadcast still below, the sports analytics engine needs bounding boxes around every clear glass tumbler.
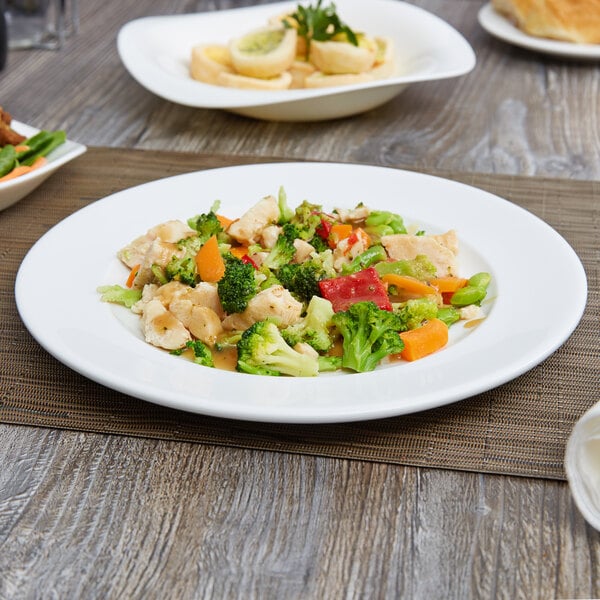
[5,0,78,50]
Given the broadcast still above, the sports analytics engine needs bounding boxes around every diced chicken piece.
[118,220,195,268]
[153,281,192,306]
[133,239,185,289]
[170,300,223,345]
[117,234,154,269]
[293,342,319,358]
[248,251,269,268]
[149,220,196,243]
[261,224,282,249]
[190,307,224,345]
[227,195,279,245]
[131,283,159,314]
[221,285,303,330]
[293,239,315,263]
[431,230,458,255]
[459,305,484,321]
[140,299,191,350]
[189,282,225,319]
[381,230,458,277]
[334,205,370,224]
[332,235,368,271]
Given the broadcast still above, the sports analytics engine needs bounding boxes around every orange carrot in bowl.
[398,318,449,361]
[216,214,234,230]
[0,156,47,183]
[381,273,436,297]
[195,235,225,282]
[328,223,353,248]
[430,276,468,293]
[126,264,141,288]
[230,245,249,259]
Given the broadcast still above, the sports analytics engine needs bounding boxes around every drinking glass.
[5,0,78,50]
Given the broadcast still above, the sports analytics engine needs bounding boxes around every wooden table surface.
[2,1,599,598]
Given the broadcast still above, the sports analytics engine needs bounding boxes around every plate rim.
[478,2,600,59]
[15,161,588,424]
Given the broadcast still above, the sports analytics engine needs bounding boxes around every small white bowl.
[0,120,87,212]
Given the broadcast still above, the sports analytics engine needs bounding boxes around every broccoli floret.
[290,200,325,240]
[282,296,335,352]
[374,255,436,281]
[256,265,281,291]
[187,210,224,243]
[150,264,170,285]
[332,301,405,372]
[262,223,300,270]
[364,210,407,240]
[218,255,258,314]
[318,355,342,372]
[165,254,198,287]
[97,285,142,308]
[308,234,329,252]
[277,186,294,224]
[186,340,215,367]
[236,320,319,377]
[277,260,325,303]
[393,297,439,331]
[308,249,337,279]
[214,331,243,351]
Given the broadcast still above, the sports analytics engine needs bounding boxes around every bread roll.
[492,0,600,44]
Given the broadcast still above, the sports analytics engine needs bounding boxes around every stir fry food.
[98,189,492,376]
[190,1,395,90]
[0,107,66,183]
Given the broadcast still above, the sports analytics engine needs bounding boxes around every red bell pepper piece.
[315,217,332,240]
[318,267,392,312]
[241,254,259,269]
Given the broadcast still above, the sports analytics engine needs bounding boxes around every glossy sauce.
[463,318,486,329]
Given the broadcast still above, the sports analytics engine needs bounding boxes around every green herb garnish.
[284,0,358,57]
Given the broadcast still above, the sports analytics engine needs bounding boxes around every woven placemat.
[1,148,597,480]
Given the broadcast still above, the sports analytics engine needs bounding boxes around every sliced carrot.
[328,223,353,248]
[381,273,436,297]
[126,264,141,288]
[399,318,449,361]
[230,245,249,259]
[195,235,225,283]
[430,277,468,293]
[216,214,234,230]
[14,144,29,153]
[0,156,47,183]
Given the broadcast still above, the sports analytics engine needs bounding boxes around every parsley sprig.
[284,1,358,57]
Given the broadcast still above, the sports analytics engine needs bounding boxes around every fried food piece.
[0,107,26,146]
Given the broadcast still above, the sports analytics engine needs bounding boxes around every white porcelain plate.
[0,120,87,212]
[478,3,600,59]
[15,162,587,424]
[117,0,475,121]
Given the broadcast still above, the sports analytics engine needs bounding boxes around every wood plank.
[0,426,598,598]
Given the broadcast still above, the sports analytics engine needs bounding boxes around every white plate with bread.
[479,2,600,59]
[117,0,475,122]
